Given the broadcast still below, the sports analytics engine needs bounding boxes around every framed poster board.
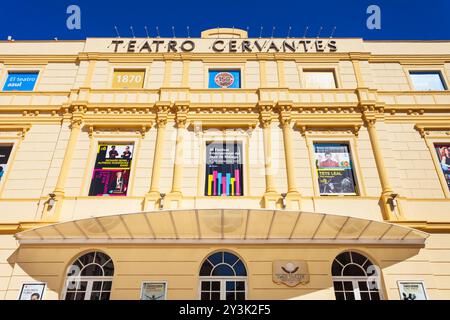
[0,145,13,183]
[18,282,46,300]
[204,141,243,196]
[434,144,450,191]
[398,281,428,300]
[88,143,134,196]
[140,281,167,300]
[313,143,358,195]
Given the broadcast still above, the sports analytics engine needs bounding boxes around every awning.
[15,209,429,245]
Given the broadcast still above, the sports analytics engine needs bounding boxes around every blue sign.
[3,72,39,91]
[208,70,240,88]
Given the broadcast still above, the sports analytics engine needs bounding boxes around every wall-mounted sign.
[314,143,357,195]
[398,281,428,300]
[18,282,46,300]
[273,261,309,287]
[435,144,450,191]
[209,70,240,88]
[205,141,243,196]
[3,72,39,91]
[112,69,145,89]
[108,39,337,53]
[0,145,13,183]
[140,282,167,300]
[88,143,134,196]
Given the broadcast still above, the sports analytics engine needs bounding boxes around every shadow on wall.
[8,244,425,300]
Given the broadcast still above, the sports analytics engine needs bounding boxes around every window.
[112,69,145,89]
[0,145,13,183]
[434,144,450,191]
[303,70,336,89]
[313,143,358,195]
[199,251,247,300]
[208,70,241,88]
[205,141,243,196]
[3,71,39,91]
[409,71,447,91]
[88,143,134,196]
[332,251,382,300]
[63,251,114,300]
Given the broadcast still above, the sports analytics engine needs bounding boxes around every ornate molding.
[0,123,32,138]
[295,120,362,137]
[174,102,190,128]
[258,101,274,129]
[277,101,293,127]
[85,121,153,138]
[414,123,450,138]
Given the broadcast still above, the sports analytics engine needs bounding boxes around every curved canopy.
[15,209,428,245]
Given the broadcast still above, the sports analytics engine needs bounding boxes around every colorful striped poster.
[205,141,243,196]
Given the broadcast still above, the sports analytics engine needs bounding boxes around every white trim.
[198,277,247,300]
[332,276,384,300]
[62,276,113,300]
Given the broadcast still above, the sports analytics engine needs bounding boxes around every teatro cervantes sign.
[109,38,337,53]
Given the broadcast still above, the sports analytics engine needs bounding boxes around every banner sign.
[208,70,240,88]
[88,144,134,196]
[205,141,243,196]
[3,72,38,91]
[314,143,357,195]
[0,145,13,182]
[435,144,450,191]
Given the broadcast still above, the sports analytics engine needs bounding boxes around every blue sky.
[1,0,449,40]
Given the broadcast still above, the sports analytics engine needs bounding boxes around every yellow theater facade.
[0,28,450,300]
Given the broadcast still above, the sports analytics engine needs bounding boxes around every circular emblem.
[214,72,234,88]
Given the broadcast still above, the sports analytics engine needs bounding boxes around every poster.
[140,282,167,300]
[205,141,243,196]
[88,144,134,196]
[314,143,357,195]
[435,144,450,191]
[18,283,46,300]
[398,281,428,300]
[208,70,241,88]
[3,72,39,91]
[0,145,13,182]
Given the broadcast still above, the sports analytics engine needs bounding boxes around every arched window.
[62,251,114,300]
[199,251,247,300]
[332,251,382,300]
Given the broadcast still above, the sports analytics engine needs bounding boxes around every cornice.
[0,55,79,64]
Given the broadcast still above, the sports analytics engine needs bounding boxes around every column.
[276,60,286,87]
[259,102,279,208]
[44,106,84,220]
[279,102,301,209]
[181,60,190,87]
[352,55,400,221]
[279,103,298,193]
[166,103,189,208]
[363,113,397,220]
[144,103,170,210]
